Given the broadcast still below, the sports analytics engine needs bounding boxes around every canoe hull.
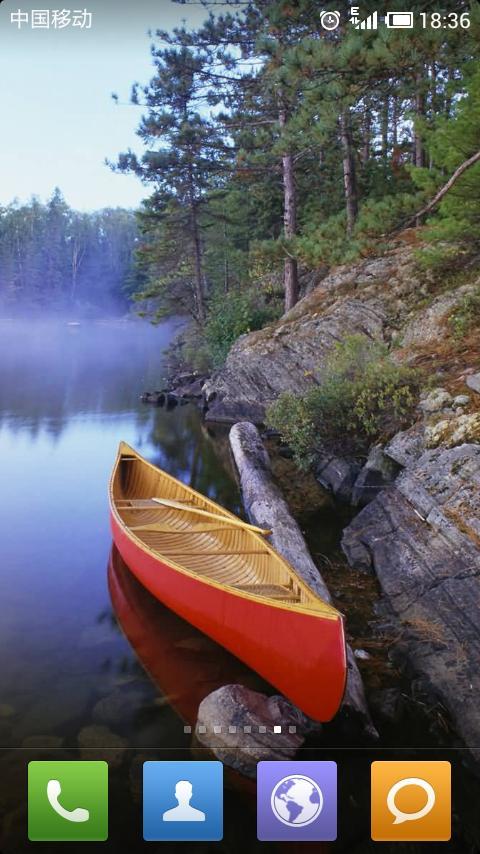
[111,512,346,721]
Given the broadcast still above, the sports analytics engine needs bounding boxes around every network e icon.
[143,761,223,841]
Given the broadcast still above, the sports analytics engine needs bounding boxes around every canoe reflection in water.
[108,544,269,727]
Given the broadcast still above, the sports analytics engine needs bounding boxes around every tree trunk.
[278,107,299,313]
[223,215,229,293]
[391,94,399,149]
[70,240,85,303]
[191,208,206,323]
[340,109,358,237]
[381,95,389,165]
[187,155,206,323]
[414,72,426,169]
[361,100,372,164]
[429,62,438,170]
[445,66,453,118]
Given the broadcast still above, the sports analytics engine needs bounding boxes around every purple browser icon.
[257,761,337,841]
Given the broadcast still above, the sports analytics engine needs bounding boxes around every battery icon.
[385,12,414,28]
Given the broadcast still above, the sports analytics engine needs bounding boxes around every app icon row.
[27,759,451,842]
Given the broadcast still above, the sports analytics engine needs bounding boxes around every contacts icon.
[162,780,206,822]
[143,761,222,841]
[371,761,451,842]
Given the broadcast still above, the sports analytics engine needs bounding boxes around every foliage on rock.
[448,286,480,339]
[266,335,419,466]
[204,290,281,368]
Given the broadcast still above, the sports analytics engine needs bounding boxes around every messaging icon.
[387,776,435,825]
[371,761,451,842]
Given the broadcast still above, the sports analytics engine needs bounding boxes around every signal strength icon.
[350,7,378,29]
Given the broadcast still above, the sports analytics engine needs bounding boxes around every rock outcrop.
[203,297,386,423]
[401,283,477,348]
[203,246,421,422]
[342,443,480,760]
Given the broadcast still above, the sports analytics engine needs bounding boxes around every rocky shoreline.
[141,371,207,410]
[142,242,480,772]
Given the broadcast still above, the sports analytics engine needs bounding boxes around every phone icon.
[47,779,90,823]
[28,761,108,842]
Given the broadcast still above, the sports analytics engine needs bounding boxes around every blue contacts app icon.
[143,761,223,841]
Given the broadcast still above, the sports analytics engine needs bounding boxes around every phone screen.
[0,0,479,851]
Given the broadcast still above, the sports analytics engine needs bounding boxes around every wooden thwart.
[151,497,272,536]
[130,522,241,534]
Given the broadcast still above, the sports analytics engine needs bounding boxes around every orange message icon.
[371,761,451,842]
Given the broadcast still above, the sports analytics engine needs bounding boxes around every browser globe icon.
[271,775,324,827]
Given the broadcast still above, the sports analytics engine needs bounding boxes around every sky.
[0,0,214,211]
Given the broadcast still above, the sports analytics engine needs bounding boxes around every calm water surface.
[0,319,282,853]
[0,318,241,749]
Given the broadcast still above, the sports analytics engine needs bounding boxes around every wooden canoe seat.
[234,583,300,602]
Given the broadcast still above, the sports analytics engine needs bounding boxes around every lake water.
[0,318,244,746]
[0,318,275,852]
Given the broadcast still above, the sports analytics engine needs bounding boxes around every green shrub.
[181,338,212,374]
[204,289,280,368]
[414,244,461,273]
[448,287,480,339]
[266,335,419,467]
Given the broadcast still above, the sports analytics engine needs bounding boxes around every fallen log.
[229,420,378,740]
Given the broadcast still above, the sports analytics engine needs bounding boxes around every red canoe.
[109,442,346,720]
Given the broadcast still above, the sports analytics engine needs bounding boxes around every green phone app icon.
[28,761,108,841]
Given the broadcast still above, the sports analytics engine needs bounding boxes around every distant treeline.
[0,189,139,314]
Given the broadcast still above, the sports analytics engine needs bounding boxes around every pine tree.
[111,38,230,322]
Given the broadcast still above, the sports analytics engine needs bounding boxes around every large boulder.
[195,685,317,778]
[315,454,362,504]
[342,443,480,762]
[467,373,480,395]
[351,445,400,508]
[384,424,426,468]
